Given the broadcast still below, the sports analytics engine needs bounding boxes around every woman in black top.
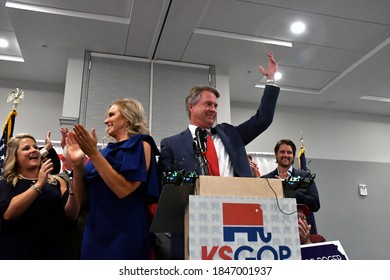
[0,133,80,259]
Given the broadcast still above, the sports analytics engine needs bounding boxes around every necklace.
[18,174,38,181]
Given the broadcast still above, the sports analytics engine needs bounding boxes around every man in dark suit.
[158,51,280,259]
[261,139,320,233]
[158,51,280,178]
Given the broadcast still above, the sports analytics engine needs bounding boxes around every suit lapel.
[178,128,202,174]
[214,125,232,155]
[180,128,194,155]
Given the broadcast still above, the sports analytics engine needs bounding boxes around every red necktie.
[206,133,220,176]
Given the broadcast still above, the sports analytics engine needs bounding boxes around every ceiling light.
[5,1,130,24]
[0,54,24,62]
[290,21,306,34]
[360,95,390,103]
[0,38,9,48]
[194,28,292,47]
[275,72,282,80]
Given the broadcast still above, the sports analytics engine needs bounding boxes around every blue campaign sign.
[300,240,349,260]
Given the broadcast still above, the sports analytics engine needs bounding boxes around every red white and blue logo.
[201,202,292,260]
[222,203,271,243]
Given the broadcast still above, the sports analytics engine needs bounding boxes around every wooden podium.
[150,176,284,234]
[184,176,301,260]
[150,176,301,260]
[194,176,284,197]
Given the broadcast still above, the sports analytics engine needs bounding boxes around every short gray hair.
[185,86,220,119]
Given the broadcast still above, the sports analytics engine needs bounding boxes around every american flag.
[298,145,307,171]
[0,110,17,176]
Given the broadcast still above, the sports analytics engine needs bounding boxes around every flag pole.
[7,88,24,111]
[298,131,307,170]
[1,88,22,175]
[2,87,23,140]
[300,131,304,148]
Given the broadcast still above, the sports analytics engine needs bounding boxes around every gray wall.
[310,158,390,260]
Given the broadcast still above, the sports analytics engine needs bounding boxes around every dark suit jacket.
[261,167,320,234]
[158,85,280,177]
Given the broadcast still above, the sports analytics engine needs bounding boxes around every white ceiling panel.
[0,0,390,116]
[198,0,390,51]
[8,8,130,53]
[277,44,363,72]
[246,0,390,25]
[125,0,168,58]
[153,0,209,60]
[182,33,290,67]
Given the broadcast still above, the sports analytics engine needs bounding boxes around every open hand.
[72,124,98,158]
[65,132,86,166]
[259,51,278,79]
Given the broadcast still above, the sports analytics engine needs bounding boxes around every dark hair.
[274,139,297,158]
[185,86,220,119]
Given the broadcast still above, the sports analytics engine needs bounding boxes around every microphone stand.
[193,128,209,175]
[193,141,208,175]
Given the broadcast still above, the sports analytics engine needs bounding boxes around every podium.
[150,176,283,233]
[149,184,195,233]
[150,176,301,260]
[194,176,284,197]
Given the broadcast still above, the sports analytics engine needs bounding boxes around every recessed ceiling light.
[275,72,282,80]
[290,21,306,34]
[0,54,24,62]
[5,0,130,24]
[194,28,292,47]
[0,38,9,48]
[360,95,390,103]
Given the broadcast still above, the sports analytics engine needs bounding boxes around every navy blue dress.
[0,178,67,259]
[80,134,160,260]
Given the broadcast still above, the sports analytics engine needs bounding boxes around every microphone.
[296,173,316,190]
[194,127,208,154]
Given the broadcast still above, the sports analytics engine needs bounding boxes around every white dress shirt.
[189,124,234,177]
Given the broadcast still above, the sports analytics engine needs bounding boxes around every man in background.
[261,139,320,233]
